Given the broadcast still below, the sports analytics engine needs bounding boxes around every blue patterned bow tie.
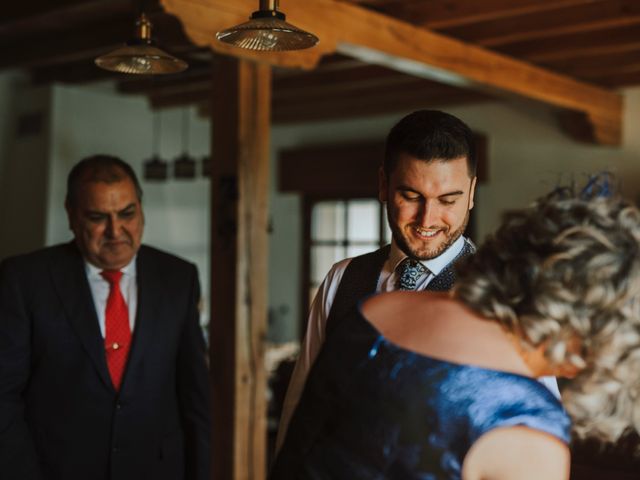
[396,258,429,290]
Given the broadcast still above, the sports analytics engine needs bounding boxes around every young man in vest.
[276,110,559,451]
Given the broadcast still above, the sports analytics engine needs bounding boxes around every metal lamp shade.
[217,7,318,52]
[95,43,188,75]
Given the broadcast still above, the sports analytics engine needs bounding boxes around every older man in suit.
[0,155,210,480]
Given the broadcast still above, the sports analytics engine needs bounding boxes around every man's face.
[66,176,144,270]
[379,154,476,260]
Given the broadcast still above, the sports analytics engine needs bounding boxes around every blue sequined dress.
[271,305,571,480]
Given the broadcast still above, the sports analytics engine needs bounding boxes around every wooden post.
[209,54,271,480]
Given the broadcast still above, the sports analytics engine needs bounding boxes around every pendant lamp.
[96,13,188,75]
[216,0,318,52]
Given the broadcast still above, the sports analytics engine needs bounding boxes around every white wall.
[0,71,51,259]
[46,84,212,324]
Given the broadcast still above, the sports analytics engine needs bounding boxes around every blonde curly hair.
[454,192,640,445]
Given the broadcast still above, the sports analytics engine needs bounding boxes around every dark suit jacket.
[0,243,211,480]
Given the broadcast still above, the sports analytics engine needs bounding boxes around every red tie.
[101,270,131,391]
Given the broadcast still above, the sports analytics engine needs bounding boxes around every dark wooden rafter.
[0,0,194,74]
[587,70,640,88]
[349,0,640,91]
[528,41,640,64]
[499,23,640,59]
[540,49,640,86]
[0,0,133,39]
[162,0,623,145]
[541,48,640,71]
[1,0,117,25]
[2,0,639,134]
[440,0,640,48]
[365,0,597,29]
[0,20,134,69]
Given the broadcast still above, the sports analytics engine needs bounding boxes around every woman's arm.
[462,426,570,480]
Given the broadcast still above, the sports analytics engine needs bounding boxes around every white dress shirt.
[276,237,560,452]
[85,257,138,337]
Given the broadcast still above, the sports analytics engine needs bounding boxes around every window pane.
[311,245,345,286]
[346,244,379,258]
[312,201,345,241]
[347,200,379,242]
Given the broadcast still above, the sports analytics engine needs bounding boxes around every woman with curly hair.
[271,190,640,480]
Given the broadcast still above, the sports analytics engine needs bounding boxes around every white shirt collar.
[85,255,137,279]
[389,235,465,276]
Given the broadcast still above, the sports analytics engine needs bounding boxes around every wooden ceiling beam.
[500,23,640,58]
[0,21,132,69]
[540,49,640,79]
[3,1,100,24]
[364,0,597,29]
[578,69,640,88]
[0,12,193,70]
[527,42,640,63]
[0,0,132,39]
[345,1,400,5]
[162,0,623,145]
[442,0,640,48]
[560,64,640,84]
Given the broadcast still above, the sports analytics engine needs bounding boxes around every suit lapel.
[49,242,113,390]
[121,247,161,394]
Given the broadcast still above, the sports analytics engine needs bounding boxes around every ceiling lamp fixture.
[216,0,318,52]
[143,111,168,181]
[174,108,196,179]
[96,13,188,75]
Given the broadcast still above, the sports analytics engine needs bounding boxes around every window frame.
[301,195,387,338]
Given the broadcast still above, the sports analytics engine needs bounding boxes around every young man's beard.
[390,211,469,261]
